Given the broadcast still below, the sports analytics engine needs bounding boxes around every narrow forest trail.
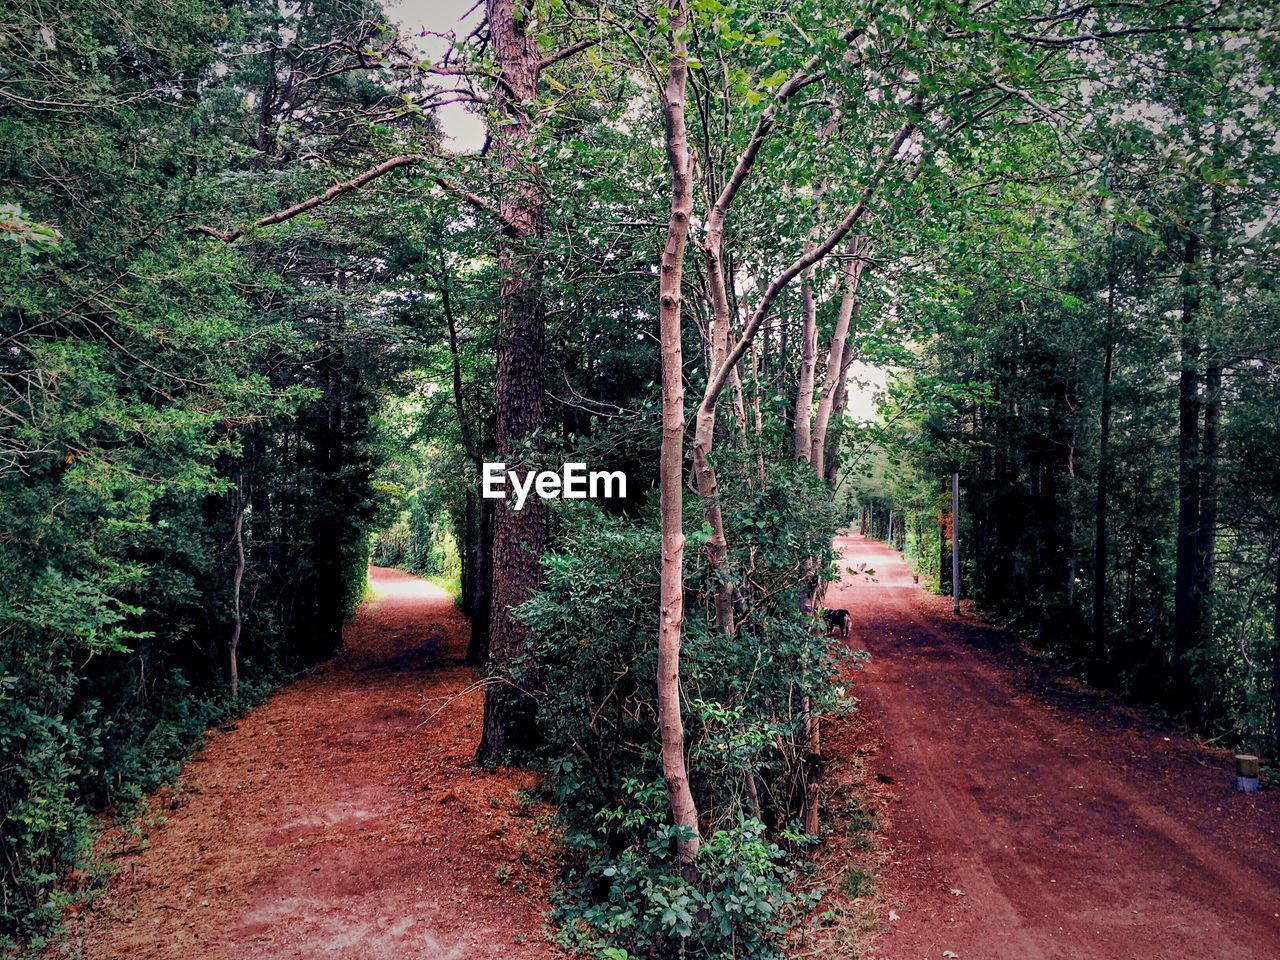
[828,535,1280,960]
[67,567,563,960]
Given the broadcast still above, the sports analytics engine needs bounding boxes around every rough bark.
[657,0,701,867]
[477,0,548,765]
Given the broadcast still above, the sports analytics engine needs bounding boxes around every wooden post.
[952,472,961,615]
[1235,754,1260,792]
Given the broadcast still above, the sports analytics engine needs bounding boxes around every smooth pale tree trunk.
[749,332,767,485]
[793,265,818,462]
[691,241,735,631]
[228,476,245,699]
[811,237,865,476]
[791,259,822,833]
[673,97,919,839]
[823,335,857,486]
[657,0,700,868]
[791,259,822,834]
[478,0,548,765]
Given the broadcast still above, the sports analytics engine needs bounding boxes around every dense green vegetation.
[852,22,1280,753]
[1,0,421,944]
[2,0,1277,956]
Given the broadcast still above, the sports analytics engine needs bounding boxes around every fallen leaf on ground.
[888,909,900,921]
[949,888,964,896]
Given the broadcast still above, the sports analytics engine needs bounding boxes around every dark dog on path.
[822,608,850,637]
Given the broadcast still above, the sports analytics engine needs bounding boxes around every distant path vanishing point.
[70,567,564,960]
[830,534,1280,960]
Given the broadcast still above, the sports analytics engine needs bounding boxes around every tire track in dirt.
[65,567,564,960]
[827,535,1280,960]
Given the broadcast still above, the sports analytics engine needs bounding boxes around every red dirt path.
[65,567,564,960]
[827,535,1280,960]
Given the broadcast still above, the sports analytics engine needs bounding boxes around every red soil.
[826,535,1280,960]
[64,567,565,960]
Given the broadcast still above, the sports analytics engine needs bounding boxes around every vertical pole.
[886,509,894,546]
[952,472,961,615]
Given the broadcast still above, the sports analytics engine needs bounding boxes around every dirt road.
[68,567,562,960]
[828,535,1280,960]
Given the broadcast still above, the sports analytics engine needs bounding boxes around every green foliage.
[849,21,1280,744]
[371,448,462,583]
[556,813,816,960]
[522,466,848,957]
[0,0,424,944]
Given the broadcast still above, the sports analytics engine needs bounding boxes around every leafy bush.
[521,467,852,958]
[556,811,817,960]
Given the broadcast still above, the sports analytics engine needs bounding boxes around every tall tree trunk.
[1273,554,1280,758]
[657,0,700,868]
[1196,361,1221,620]
[311,361,346,657]
[822,342,856,486]
[439,258,493,667]
[478,0,548,764]
[1172,232,1202,706]
[1063,437,1078,622]
[1093,313,1115,652]
[468,496,494,666]
[811,237,865,476]
[460,490,476,614]
[693,220,735,632]
[228,475,245,699]
[952,472,961,616]
[793,265,818,461]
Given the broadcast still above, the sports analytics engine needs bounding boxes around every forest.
[2,0,1278,958]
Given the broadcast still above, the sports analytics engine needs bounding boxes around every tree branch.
[538,36,599,72]
[192,153,517,242]
[702,107,922,412]
[192,155,425,242]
